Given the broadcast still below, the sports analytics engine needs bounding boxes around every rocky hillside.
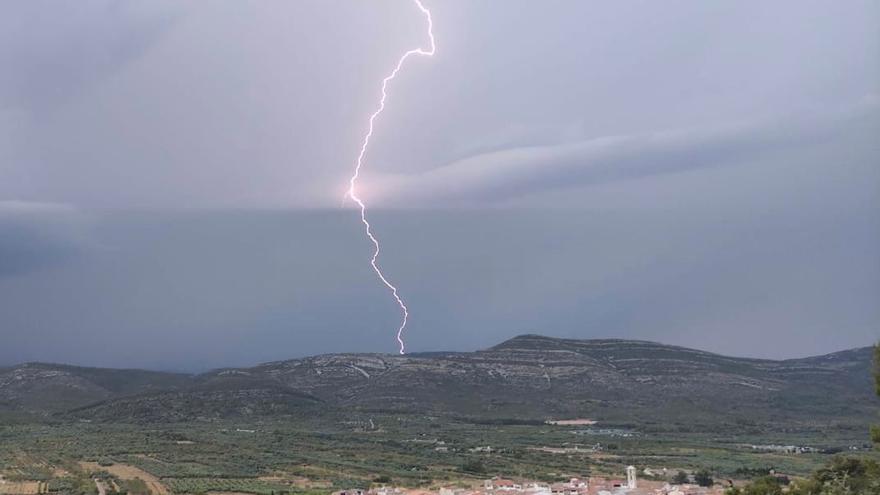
[1,336,875,430]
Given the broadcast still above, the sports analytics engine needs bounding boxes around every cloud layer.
[368,103,878,206]
[0,0,877,208]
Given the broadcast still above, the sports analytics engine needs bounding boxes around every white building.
[626,466,637,490]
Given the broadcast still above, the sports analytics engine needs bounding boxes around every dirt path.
[94,479,107,495]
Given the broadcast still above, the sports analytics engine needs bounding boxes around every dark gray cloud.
[0,202,876,371]
[0,202,90,278]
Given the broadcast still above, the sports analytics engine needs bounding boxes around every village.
[335,466,728,495]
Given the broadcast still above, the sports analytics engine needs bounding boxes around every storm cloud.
[0,1,877,369]
[0,202,90,278]
[1,0,876,209]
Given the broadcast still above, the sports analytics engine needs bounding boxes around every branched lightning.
[345,0,435,355]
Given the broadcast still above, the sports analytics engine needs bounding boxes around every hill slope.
[2,336,874,430]
[0,362,191,414]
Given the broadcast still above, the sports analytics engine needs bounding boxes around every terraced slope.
[1,336,874,431]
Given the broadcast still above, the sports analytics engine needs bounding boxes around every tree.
[694,469,714,487]
[873,344,880,446]
[730,458,880,495]
[460,459,486,474]
[725,476,782,495]
[875,344,880,396]
[672,471,689,485]
[742,476,782,495]
[807,456,879,494]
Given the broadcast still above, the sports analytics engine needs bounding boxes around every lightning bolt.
[345,0,436,355]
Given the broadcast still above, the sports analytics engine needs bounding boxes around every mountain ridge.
[1,335,874,431]
[5,333,870,372]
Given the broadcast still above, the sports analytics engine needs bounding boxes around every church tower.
[626,465,637,489]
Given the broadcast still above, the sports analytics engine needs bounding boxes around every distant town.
[334,466,727,495]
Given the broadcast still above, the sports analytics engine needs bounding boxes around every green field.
[1,410,877,494]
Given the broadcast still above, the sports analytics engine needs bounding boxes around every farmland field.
[78,463,168,495]
[0,481,44,495]
[1,411,878,494]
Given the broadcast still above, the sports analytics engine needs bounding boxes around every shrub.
[672,471,689,484]
[694,469,714,487]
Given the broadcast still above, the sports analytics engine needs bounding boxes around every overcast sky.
[1,0,878,370]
